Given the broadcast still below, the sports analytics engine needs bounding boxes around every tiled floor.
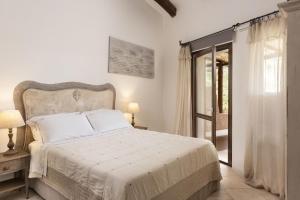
[2,164,279,200]
[207,165,280,200]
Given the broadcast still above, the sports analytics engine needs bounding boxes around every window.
[263,39,283,94]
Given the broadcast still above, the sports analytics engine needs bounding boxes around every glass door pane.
[197,118,212,141]
[196,52,213,116]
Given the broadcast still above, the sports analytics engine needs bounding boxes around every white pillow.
[27,112,78,142]
[85,109,132,133]
[27,113,94,143]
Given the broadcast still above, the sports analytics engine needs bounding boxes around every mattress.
[29,128,222,200]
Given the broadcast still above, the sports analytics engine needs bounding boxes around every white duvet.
[29,128,220,200]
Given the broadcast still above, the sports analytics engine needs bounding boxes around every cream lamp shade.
[0,110,25,129]
[128,102,140,114]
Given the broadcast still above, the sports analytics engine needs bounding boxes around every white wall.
[0,0,164,152]
[161,0,284,174]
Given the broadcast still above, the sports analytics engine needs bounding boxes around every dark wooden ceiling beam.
[154,0,177,17]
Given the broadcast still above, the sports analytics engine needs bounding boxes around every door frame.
[191,42,232,166]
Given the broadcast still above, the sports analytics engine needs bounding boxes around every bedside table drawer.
[0,158,26,174]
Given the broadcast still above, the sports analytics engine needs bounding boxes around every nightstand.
[134,126,148,130]
[0,151,30,199]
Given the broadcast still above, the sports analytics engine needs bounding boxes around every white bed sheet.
[29,141,44,178]
[29,128,220,200]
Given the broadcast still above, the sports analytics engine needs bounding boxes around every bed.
[13,81,222,200]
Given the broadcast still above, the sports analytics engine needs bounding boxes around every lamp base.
[131,113,135,127]
[4,129,18,156]
[3,149,18,156]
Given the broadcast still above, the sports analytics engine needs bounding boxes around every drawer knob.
[3,166,9,171]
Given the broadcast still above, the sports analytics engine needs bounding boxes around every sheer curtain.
[174,46,192,136]
[244,17,287,199]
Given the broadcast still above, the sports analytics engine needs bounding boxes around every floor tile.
[226,188,266,200]
[220,176,252,190]
[207,190,233,200]
[220,164,239,178]
[257,189,281,200]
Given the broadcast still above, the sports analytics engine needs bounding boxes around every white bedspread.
[29,128,220,200]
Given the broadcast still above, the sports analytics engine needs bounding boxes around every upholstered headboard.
[13,81,116,151]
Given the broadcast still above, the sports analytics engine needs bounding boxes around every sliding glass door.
[192,43,232,166]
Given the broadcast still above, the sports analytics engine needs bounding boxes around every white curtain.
[244,17,287,199]
[174,46,192,136]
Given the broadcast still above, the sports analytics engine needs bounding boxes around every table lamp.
[0,110,25,156]
[128,102,140,127]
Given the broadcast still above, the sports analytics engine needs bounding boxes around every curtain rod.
[179,10,279,46]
